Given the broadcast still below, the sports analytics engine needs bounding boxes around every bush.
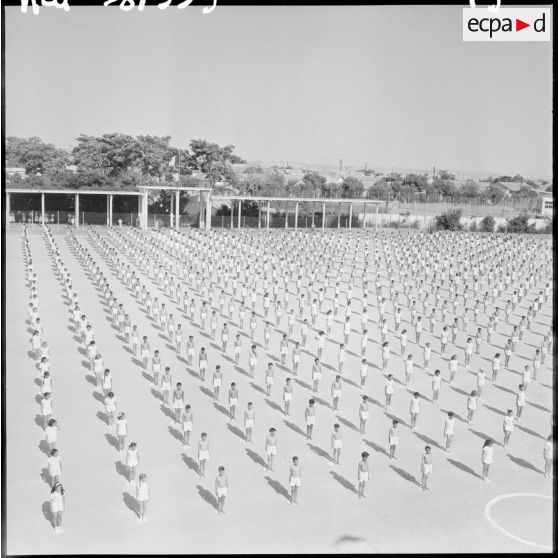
[409,220,420,229]
[497,224,507,233]
[479,215,495,233]
[468,220,478,232]
[387,220,400,229]
[435,209,463,231]
[507,215,529,233]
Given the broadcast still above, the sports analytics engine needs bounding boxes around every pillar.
[258,203,262,229]
[109,194,113,226]
[266,201,270,230]
[106,194,110,226]
[6,192,10,227]
[75,193,80,227]
[294,202,299,231]
[337,202,341,228]
[363,202,367,229]
[311,201,315,227]
[198,193,203,229]
[375,203,379,231]
[238,200,242,229]
[205,192,212,231]
[41,193,45,225]
[175,190,180,230]
[348,203,353,230]
[142,191,148,230]
[285,201,288,229]
[322,202,326,231]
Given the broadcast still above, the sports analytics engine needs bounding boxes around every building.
[536,195,553,217]
[5,167,26,178]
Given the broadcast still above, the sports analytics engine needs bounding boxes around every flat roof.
[6,189,142,196]
[138,185,212,192]
[211,196,382,203]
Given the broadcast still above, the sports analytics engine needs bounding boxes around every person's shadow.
[213,403,230,418]
[182,453,199,474]
[105,433,120,451]
[42,501,53,528]
[226,423,246,441]
[330,470,358,495]
[199,386,214,399]
[38,440,50,455]
[447,458,483,480]
[363,439,389,457]
[245,448,267,468]
[508,454,544,475]
[122,491,138,517]
[115,461,129,481]
[264,476,291,501]
[390,464,419,487]
[283,420,306,438]
[197,484,218,510]
[265,399,284,414]
[308,443,334,462]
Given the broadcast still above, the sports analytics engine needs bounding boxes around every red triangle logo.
[516,19,530,31]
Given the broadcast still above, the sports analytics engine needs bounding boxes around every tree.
[438,170,456,181]
[433,179,458,199]
[507,215,529,233]
[481,183,506,204]
[435,209,463,231]
[460,179,480,199]
[341,176,364,198]
[6,136,70,175]
[302,172,327,197]
[189,139,245,184]
[479,215,495,232]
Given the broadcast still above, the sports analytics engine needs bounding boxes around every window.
[544,201,552,209]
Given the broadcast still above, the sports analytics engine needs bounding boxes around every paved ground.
[5,225,553,554]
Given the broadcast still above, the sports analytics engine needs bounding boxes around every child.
[152,349,161,384]
[136,473,149,522]
[357,452,370,499]
[492,353,501,382]
[173,382,185,424]
[104,391,117,427]
[265,428,277,471]
[102,369,113,397]
[466,390,478,425]
[161,367,172,406]
[187,336,195,367]
[283,378,293,416]
[464,338,474,367]
[116,412,128,451]
[481,440,494,483]
[440,326,448,354]
[410,392,421,432]
[448,355,458,385]
[516,384,526,421]
[289,457,301,505]
[432,369,441,406]
[125,442,139,484]
[503,409,515,451]
[381,342,390,373]
[400,329,407,356]
[337,343,346,374]
[360,358,369,388]
[50,482,66,534]
[213,365,223,401]
[443,412,455,453]
[404,355,414,386]
[331,375,342,411]
[521,365,531,393]
[532,349,541,381]
[234,334,242,366]
[423,342,432,371]
[30,330,41,360]
[182,405,193,448]
[331,423,342,465]
[292,342,301,376]
[41,392,53,429]
[312,358,322,393]
[47,448,62,487]
[420,446,433,490]
[305,399,316,440]
[359,395,369,435]
[199,347,208,381]
[198,433,210,478]
[385,374,395,411]
[244,402,255,443]
[229,383,239,419]
[215,466,228,515]
[280,334,289,365]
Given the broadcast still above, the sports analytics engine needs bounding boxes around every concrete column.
[175,190,180,230]
[337,202,341,228]
[238,200,242,229]
[266,201,271,230]
[363,202,367,228]
[75,193,80,228]
[109,194,113,226]
[198,193,203,229]
[142,191,148,229]
[6,192,11,227]
[106,194,110,226]
[41,193,45,225]
[285,201,288,229]
[311,202,315,227]
[322,202,326,231]
[258,204,262,229]
[375,203,379,231]
[294,202,299,230]
[205,193,212,231]
[348,203,353,229]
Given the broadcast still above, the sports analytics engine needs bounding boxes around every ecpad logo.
[463,7,550,41]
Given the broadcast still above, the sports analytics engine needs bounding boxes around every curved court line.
[484,493,552,551]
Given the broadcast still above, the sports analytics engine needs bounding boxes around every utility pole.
[339,159,342,173]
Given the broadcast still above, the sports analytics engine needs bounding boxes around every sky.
[4,4,553,178]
